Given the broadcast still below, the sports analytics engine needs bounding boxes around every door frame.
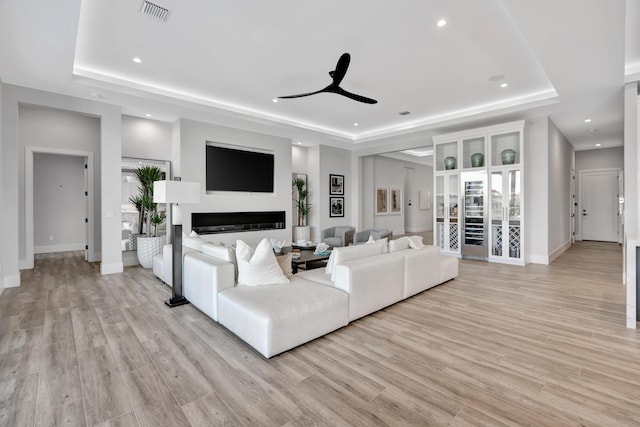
[577,167,621,242]
[24,146,95,269]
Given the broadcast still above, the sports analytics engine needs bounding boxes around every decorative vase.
[444,156,456,170]
[501,149,516,165]
[471,153,484,167]
[293,226,311,242]
[136,236,164,268]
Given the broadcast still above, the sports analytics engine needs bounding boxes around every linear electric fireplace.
[191,211,285,234]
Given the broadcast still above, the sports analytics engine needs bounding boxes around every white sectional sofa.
[152,235,458,358]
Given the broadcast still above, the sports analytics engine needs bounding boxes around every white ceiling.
[1,0,638,151]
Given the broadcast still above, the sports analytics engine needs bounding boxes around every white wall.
[547,118,574,261]
[317,145,353,236]
[292,145,308,173]
[0,80,4,292]
[122,115,173,161]
[18,105,101,264]
[624,83,638,328]
[33,153,85,253]
[178,118,292,247]
[3,85,123,282]
[360,155,432,236]
[576,147,624,170]
[524,116,549,264]
[306,145,321,241]
[575,147,624,240]
[404,163,433,233]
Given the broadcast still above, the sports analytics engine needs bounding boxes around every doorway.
[24,147,95,269]
[579,168,620,242]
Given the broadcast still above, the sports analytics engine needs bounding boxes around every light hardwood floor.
[1,241,638,426]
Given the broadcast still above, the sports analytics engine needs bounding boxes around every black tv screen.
[206,144,274,193]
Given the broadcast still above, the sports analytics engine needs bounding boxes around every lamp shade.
[154,180,201,204]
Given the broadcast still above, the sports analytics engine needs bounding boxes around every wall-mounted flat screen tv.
[206,143,274,193]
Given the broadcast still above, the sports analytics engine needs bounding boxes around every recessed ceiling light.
[500,83,508,88]
[353,123,359,127]
[595,143,602,147]
[584,118,592,123]
[437,19,447,27]
[399,111,411,116]
[145,114,152,117]
[297,142,302,145]
[133,57,142,63]
[272,98,278,103]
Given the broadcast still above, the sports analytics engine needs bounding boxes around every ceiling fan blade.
[278,88,327,99]
[336,87,377,104]
[331,53,350,86]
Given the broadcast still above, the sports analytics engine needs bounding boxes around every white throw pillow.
[407,235,425,249]
[236,239,289,286]
[388,237,411,252]
[325,241,386,281]
[365,236,389,253]
[183,235,205,251]
[189,230,199,237]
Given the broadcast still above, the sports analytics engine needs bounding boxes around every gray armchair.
[353,228,393,244]
[321,226,355,247]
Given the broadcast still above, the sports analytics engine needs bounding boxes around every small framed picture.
[375,187,389,215]
[330,174,344,195]
[390,188,403,214]
[330,197,344,217]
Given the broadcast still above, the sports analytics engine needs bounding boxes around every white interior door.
[580,169,619,242]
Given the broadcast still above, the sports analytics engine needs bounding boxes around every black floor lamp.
[154,178,201,307]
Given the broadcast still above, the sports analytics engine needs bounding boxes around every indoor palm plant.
[133,165,166,267]
[292,176,311,242]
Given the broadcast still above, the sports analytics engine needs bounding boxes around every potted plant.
[133,165,166,268]
[292,176,311,243]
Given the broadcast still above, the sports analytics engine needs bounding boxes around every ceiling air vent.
[139,1,169,21]
[399,111,411,116]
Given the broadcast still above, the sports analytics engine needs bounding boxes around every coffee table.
[283,247,331,274]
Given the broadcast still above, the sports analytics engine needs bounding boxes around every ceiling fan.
[279,53,377,104]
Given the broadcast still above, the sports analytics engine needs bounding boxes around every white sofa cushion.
[217,278,349,358]
[333,252,405,321]
[397,245,443,298]
[324,241,386,280]
[388,237,411,252]
[183,252,235,321]
[236,239,289,286]
[365,236,389,253]
[202,242,238,280]
[296,268,335,287]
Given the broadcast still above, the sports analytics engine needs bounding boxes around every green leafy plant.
[292,177,311,227]
[132,165,164,237]
[151,212,166,237]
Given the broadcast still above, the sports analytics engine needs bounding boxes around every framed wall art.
[390,188,403,214]
[330,174,344,195]
[375,187,389,215]
[329,197,344,217]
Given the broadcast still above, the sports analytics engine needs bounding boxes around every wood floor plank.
[120,365,191,427]
[1,242,639,426]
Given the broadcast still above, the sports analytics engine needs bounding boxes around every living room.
[1,0,640,425]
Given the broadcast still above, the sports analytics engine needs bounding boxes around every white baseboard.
[549,240,572,264]
[528,254,549,265]
[35,243,84,254]
[3,273,21,288]
[405,226,433,233]
[101,262,123,275]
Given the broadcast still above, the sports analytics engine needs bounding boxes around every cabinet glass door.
[448,174,459,251]
[435,175,445,249]
[491,171,503,256]
[508,170,521,259]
